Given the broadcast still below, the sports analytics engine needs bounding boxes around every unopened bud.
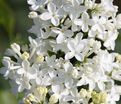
[28,12,38,18]
[49,95,58,104]
[21,52,29,60]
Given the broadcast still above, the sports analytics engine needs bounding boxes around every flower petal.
[65,52,75,60]
[75,32,83,43]
[74,19,83,26]
[75,53,84,61]
[65,78,73,89]
[82,12,89,19]
[48,2,56,13]
[52,85,61,94]
[56,8,65,16]
[17,68,25,74]
[36,78,41,85]
[82,24,88,32]
[88,80,95,91]
[98,81,105,90]
[77,77,86,86]
[51,16,59,26]
[56,34,65,43]
[40,12,52,20]
[67,40,75,51]
[75,43,85,52]
[88,30,96,37]
[72,23,78,31]
[22,60,30,69]
[72,0,79,6]
[18,85,24,92]
[25,83,31,90]
[64,30,73,37]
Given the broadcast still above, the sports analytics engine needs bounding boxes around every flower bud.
[36,87,48,101]
[23,98,31,104]
[11,43,21,56]
[100,92,107,103]
[36,54,44,63]
[49,95,58,104]
[28,11,38,18]
[116,54,121,62]
[72,69,78,78]
[85,67,92,74]
[28,94,38,103]
[21,52,30,60]
[79,88,87,98]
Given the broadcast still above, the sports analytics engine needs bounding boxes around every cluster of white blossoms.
[1,0,121,104]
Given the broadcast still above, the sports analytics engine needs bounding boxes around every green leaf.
[0,0,14,41]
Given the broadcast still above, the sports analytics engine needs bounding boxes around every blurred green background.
[0,0,121,104]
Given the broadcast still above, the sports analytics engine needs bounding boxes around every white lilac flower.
[64,0,86,19]
[84,0,96,9]
[104,30,118,50]
[64,88,82,104]
[65,33,85,61]
[88,24,105,40]
[112,69,121,81]
[28,18,51,38]
[17,60,37,79]
[0,57,20,78]
[40,2,64,26]
[74,12,94,32]
[40,27,57,39]
[52,27,73,43]
[29,36,38,58]
[45,55,56,68]
[107,86,121,104]
[52,84,69,101]
[88,15,106,40]
[32,65,42,85]
[16,76,31,92]
[100,0,118,17]
[27,0,47,10]
[95,50,116,74]
[50,40,69,53]
[36,39,52,55]
[63,62,74,89]
[77,70,110,91]
[48,68,64,85]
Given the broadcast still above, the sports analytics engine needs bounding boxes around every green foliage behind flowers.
[0,90,17,104]
[0,0,14,41]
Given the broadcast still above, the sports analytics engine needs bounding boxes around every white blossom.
[17,60,37,79]
[16,76,31,92]
[65,33,85,61]
[40,2,64,26]
[74,12,94,32]
[1,0,121,104]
